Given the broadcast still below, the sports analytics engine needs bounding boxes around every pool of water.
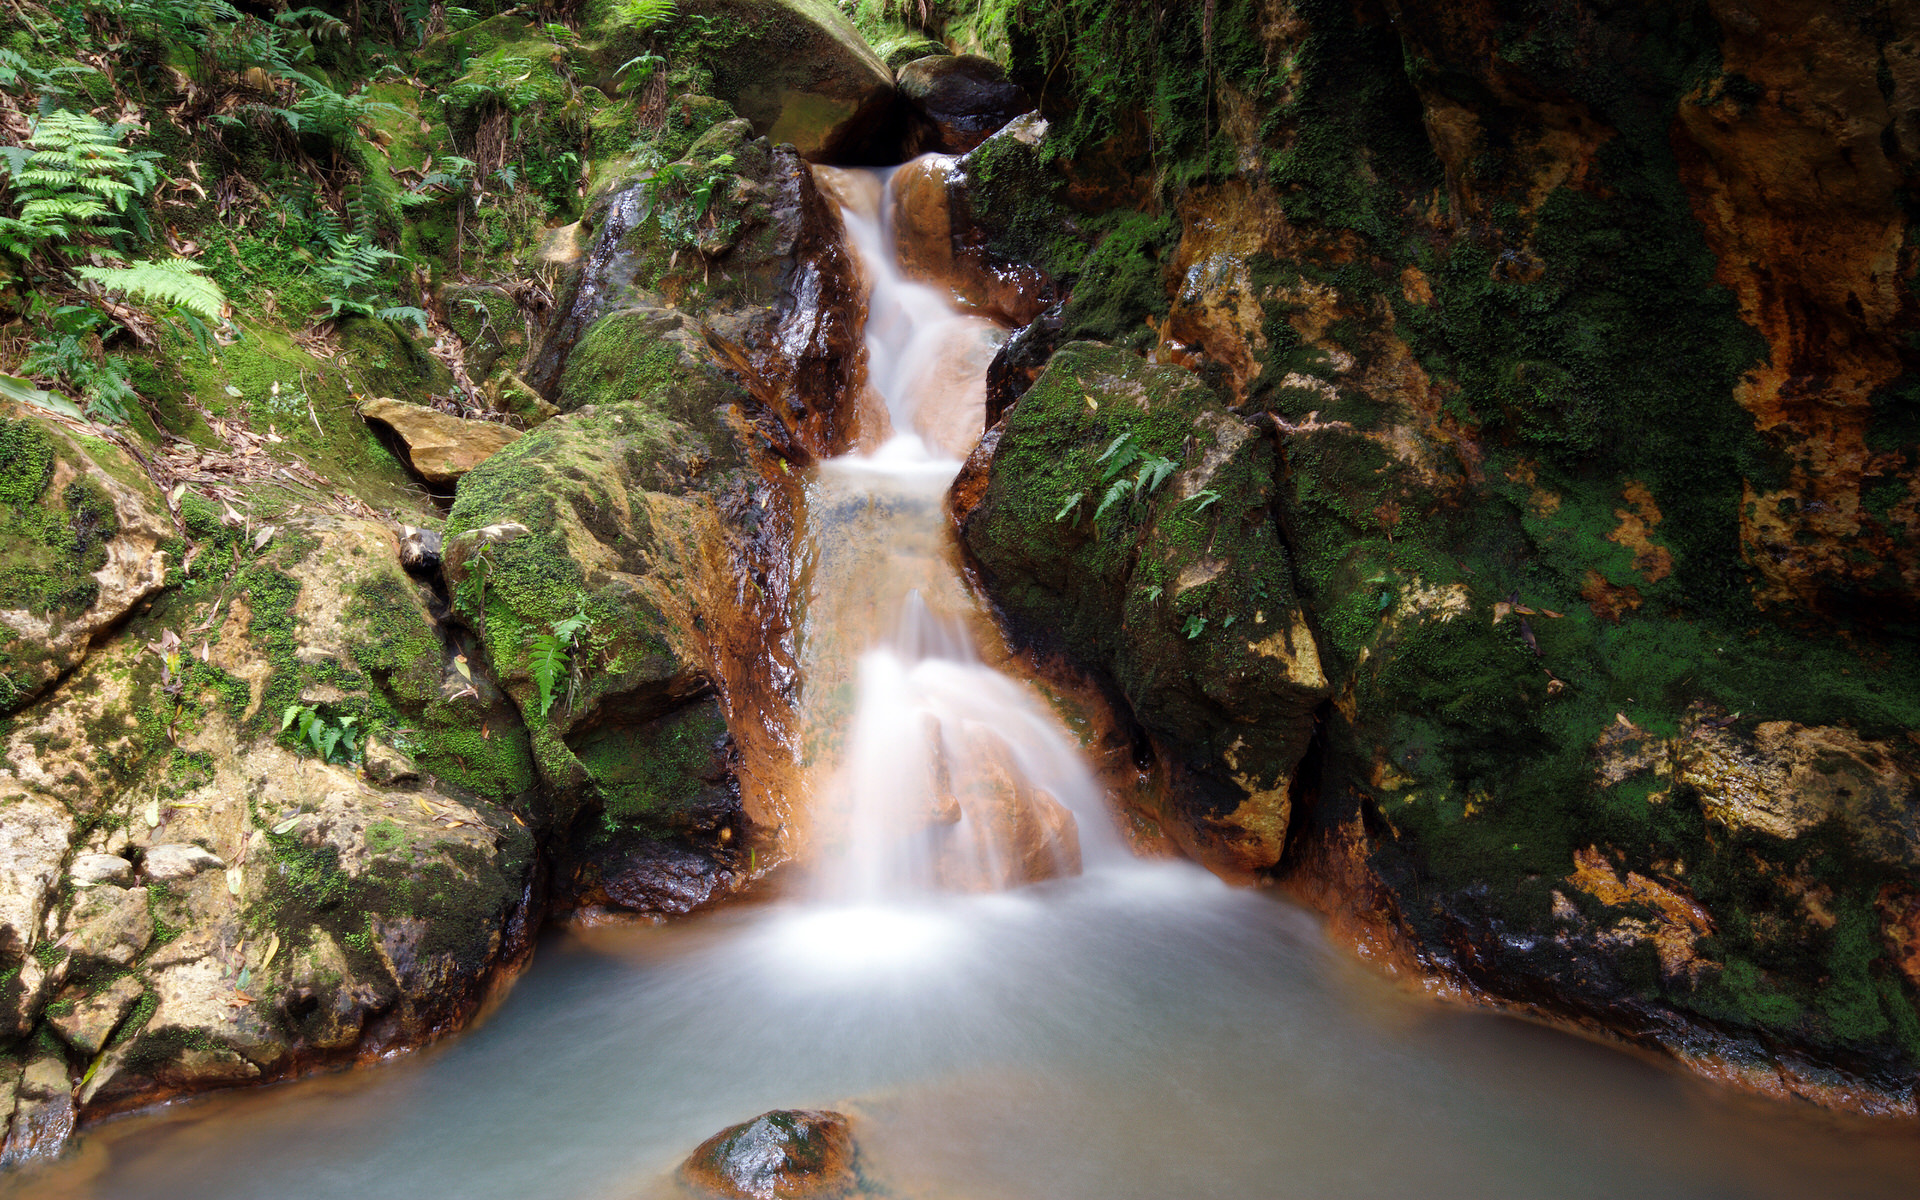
[14,859,1920,1200]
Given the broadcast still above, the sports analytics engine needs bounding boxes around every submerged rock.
[681,1109,858,1200]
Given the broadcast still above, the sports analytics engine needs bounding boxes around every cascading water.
[799,162,1116,903]
[21,159,1920,1200]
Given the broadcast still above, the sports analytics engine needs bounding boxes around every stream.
[10,163,1920,1200]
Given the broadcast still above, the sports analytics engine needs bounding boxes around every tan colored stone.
[360,398,522,485]
[59,885,151,971]
[681,1109,857,1200]
[47,975,142,1058]
[0,794,73,959]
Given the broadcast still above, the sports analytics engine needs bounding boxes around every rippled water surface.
[14,861,1920,1200]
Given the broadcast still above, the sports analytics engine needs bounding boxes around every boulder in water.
[680,1108,858,1199]
[898,54,1032,155]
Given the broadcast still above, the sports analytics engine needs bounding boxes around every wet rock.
[398,524,443,573]
[984,302,1065,428]
[68,852,134,887]
[0,413,171,715]
[957,342,1328,875]
[897,54,1032,155]
[360,398,523,486]
[581,841,736,917]
[681,1109,858,1200]
[885,114,1054,327]
[675,0,894,162]
[1676,715,1920,868]
[1,1053,73,1167]
[928,724,1081,890]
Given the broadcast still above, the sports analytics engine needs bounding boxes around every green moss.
[1055,211,1177,350]
[576,699,727,833]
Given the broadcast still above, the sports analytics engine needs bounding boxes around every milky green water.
[9,862,1920,1200]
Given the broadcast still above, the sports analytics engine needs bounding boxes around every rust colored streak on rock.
[1670,0,1920,608]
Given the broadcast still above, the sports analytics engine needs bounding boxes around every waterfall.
[799,162,1120,903]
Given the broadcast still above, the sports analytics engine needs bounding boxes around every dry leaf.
[251,524,276,552]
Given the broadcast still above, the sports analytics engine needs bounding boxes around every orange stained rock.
[1606,481,1674,584]
[1567,846,1713,980]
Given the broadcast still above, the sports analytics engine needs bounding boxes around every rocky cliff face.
[940,0,1920,1110]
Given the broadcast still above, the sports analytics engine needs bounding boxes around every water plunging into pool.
[14,163,1919,1200]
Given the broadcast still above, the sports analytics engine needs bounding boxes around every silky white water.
[11,164,1920,1200]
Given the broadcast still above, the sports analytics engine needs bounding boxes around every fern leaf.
[1093,478,1134,525]
[529,633,568,717]
[1053,491,1084,523]
[1138,456,1177,495]
[375,306,430,335]
[75,259,228,322]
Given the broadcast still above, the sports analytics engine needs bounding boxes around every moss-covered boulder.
[958,342,1329,873]
[0,515,538,1145]
[0,412,171,715]
[667,0,896,162]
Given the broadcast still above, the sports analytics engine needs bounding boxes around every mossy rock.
[442,402,723,806]
[441,284,525,381]
[659,0,896,162]
[960,342,1329,872]
[0,413,171,715]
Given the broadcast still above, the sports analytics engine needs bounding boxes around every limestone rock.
[360,398,522,486]
[674,0,894,162]
[0,955,50,1038]
[142,843,225,881]
[58,884,151,972]
[0,414,171,715]
[47,974,143,1058]
[897,54,1032,155]
[0,794,73,958]
[68,852,133,887]
[681,1109,858,1200]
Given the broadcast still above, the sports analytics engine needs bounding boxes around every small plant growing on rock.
[281,704,361,764]
[1056,432,1181,532]
[529,600,591,718]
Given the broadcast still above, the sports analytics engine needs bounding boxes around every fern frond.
[75,258,228,322]
[375,305,430,334]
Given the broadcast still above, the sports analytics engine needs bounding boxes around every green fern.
[618,0,678,31]
[0,110,162,257]
[75,258,228,322]
[529,604,592,718]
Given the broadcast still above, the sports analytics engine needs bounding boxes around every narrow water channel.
[10,164,1920,1200]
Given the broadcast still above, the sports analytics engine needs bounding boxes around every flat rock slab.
[361,398,521,485]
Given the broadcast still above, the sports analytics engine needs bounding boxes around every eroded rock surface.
[681,1109,858,1200]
